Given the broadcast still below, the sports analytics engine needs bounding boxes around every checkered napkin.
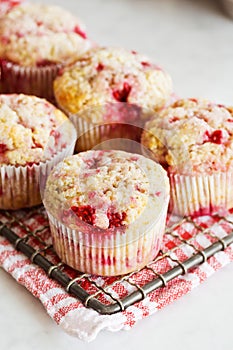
[0,208,233,342]
[0,0,24,16]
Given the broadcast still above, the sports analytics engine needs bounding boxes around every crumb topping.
[54,47,173,120]
[44,150,169,230]
[0,94,72,165]
[142,98,233,174]
[0,3,92,66]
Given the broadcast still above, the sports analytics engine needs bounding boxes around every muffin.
[0,94,76,210]
[0,3,93,101]
[141,98,233,216]
[43,150,170,276]
[54,47,173,151]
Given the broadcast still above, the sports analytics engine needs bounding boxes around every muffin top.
[0,94,74,166]
[44,150,169,231]
[0,0,23,17]
[54,47,173,121]
[141,98,233,174]
[0,3,92,66]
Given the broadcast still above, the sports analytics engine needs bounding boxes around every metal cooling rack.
[0,206,233,315]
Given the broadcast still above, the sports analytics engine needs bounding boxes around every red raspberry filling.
[71,205,127,229]
[71,205,96,225]
[0,36,10,45]
[73,26,87,39]
[50,129,61,146]
[107,211,127,228]
[36,60,57,67]
[113,82,131,102]
[0,143,8,154]
[141,61,151,67]
[155,191,161,197]
[204,130,223,144]
[96,63,104,72]
[169,116,179,123]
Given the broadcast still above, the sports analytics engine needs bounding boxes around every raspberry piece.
[1,36,10,45]
[96,63,104,72]
[204,130,223,144]
[0,144,8,153]
[107,211,127,228]
[189,98,198,103]
[73,26,87,39]
[50,129,61,146]
[113,83,131,102]
[169,116,179,123]
[71,205,96,225]
[141,61,151,67]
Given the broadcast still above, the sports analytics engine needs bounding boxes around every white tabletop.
[1,0,233,348]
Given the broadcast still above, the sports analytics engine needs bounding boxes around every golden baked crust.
[54,47,173,119]
[142,98,233,174]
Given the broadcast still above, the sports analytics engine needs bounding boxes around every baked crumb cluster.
[44,150,169,230]
[0,94,69,165]
[0,3,92,66]
[54,47,173,119]
[142,98,233,174]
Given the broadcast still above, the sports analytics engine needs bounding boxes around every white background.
[1,0,233,349]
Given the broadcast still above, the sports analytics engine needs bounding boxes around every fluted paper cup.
[67,103,151,153]
[46,198,168,276]
[0,60,62,102]
[169,171,233,217]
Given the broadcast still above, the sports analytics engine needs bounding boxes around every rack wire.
[0,205,233,315]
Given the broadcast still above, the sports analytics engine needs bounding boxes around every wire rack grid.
[0,205,233,315]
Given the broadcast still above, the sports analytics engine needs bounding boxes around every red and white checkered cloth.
[0,209,233,342]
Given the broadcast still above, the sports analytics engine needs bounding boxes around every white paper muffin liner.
[0,60,62,102]
[69,114,143,153]
[169,171,233,217]
[47,206,168,276]
[0,143,75,210]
